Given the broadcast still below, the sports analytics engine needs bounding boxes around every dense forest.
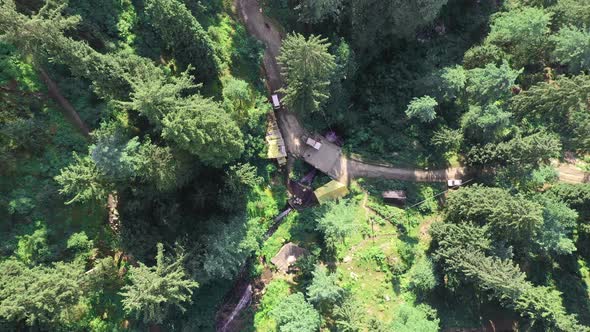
[0,0,589,331]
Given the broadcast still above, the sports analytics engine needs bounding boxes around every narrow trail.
[235,0,589,184]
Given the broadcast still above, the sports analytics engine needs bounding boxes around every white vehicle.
[447,179,463,188]
[271,94,281,110]
[305,137,322,150]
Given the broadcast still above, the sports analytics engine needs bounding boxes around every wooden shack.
[265,111,286,166]
[382,190,407,206]
[270,243,307,272]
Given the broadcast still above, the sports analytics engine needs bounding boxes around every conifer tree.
[277,33,336,115]
[120,243,198,324]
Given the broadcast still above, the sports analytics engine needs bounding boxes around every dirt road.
[235,0,588,184]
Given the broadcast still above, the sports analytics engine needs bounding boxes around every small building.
[271,94,281,110]
[314,180,349,204]
[265,111,287,165]
[382,190,407,206]
[271,243,307,272]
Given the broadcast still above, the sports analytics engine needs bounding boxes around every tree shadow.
[554,255,590,325]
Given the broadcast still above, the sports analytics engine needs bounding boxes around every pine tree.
[0,258,87,326]
[405,96,438,123]
[277,33,336,115]
[296,0,343,24]
[316,200,357,251]
[486,7,552,67]
[271,293,321,332]
[307,265,343,310]
[551,25,590,74]
[120,243,198,324]
[144,0,219,81]
[444,185,544,246]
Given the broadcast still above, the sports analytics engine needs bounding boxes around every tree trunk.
[37,67,90,138]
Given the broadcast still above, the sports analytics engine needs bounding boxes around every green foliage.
[389,303,440,332]
[66,231,94,260]
[486,7,552,66]
[316,199,357,251]
[463,44,509,69]
[15,220,51,265]
[306,264,343,309]
[198,216,263,281]
[465,61,522,105]
[431,127,463,152]
[0,258,87,327]
[161,95,244,166]
[277,33,336,115]
[444,185,544,245]
[225,163,262,194]
[549,0,590,28]
[546,183,590,215]
[296,0,343,23]
[254,279,291,331]
[405,96,438,123]
[334,296,366,332]
[461,103,512,140]
[551,25,590,74]
[120,243,198,324]
[511,74,590,151]
[54,153,111,205]
[351,0,448,53]
[467,131,561,168]
[271,292,321,332]
[407,257,438,296]
[222,77,254,124]
[536,198,577,255]
[143,0,219,81]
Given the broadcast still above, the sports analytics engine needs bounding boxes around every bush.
[254,279,291,331]
[407,258,438,297]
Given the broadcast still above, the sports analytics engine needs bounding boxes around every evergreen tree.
[144,0,219,81]
[161,95,244,167]
[389,303,440,332]
[351,0,448,54]
[0,258,87,327]
[486,7,552,66]
[467,131,561,168]
[444,185,544,245]
[431,222,589,332]
[0,0,142,98]
[316,200,357,251]
[122,69,244,167]
[296,0,343,24]
[551,25,590,74]
[271,293,321,332]
[307,265,343,310]
[120,243,198,324]
[277,33,336,115]
[550,0,590,28]
[334,297,366,332]
[405,96,438,123]
[465,61,522,106]
[55,153,111,204]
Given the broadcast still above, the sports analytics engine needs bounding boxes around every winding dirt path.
[235,0,588,184]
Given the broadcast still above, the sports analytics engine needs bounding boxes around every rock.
[384,295,391,302]
[343,256,352,263]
